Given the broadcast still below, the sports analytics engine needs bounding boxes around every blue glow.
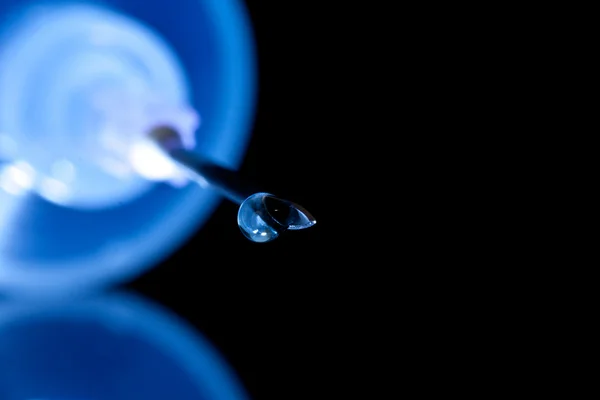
[0,4,192,208]
[0,0,257,297]
[0,293,249,400]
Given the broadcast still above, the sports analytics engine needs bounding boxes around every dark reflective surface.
[0,293,248,400]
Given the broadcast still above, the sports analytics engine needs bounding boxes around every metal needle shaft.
[149,125,316,243]
[149,125,257,203]
[167,148,257,204]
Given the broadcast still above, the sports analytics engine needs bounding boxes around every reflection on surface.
[0,292,248,400]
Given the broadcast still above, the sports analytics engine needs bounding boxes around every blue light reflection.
[0,292,248,400]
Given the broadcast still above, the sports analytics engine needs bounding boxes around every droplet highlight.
[237,193,316,243]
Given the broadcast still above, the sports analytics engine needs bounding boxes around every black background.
[126,2,335,399]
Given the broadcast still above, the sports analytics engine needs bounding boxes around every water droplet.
[237,193,316,243]
[262,195,316,230]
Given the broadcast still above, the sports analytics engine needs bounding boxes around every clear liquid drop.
[237,193,316,243]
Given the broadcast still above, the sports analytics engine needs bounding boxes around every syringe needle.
[148,126,316,243]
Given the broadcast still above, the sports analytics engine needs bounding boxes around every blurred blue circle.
[0,0,257,297]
